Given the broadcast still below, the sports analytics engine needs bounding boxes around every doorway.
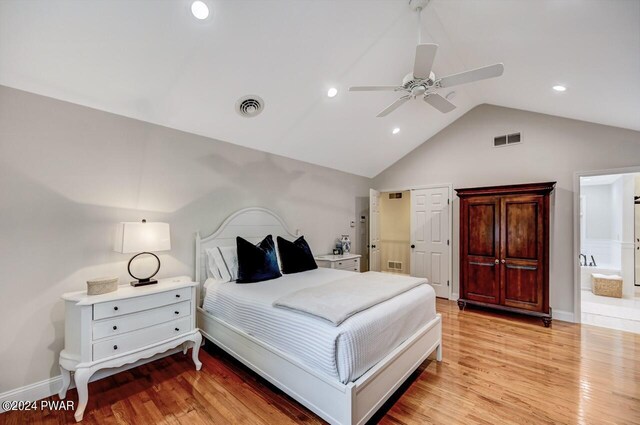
[577,172,640,333]
[370,185,452,299]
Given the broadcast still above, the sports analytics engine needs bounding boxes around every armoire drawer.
[92,300,191,340]
[92,316,191,361]
[93,287,191,320]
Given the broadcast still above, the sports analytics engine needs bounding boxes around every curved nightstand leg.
[58,366,71,399]
[73,368,92,422]
[192,332,203,371]
[182,342,188,355]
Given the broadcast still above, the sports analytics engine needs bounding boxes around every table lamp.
[114,219,171,287]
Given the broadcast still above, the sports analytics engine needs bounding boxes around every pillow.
[236,235,282,283]
[276,236,318,274]
[205,248,223,281]
[209,246,239,282]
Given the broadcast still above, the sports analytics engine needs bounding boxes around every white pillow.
[205,248,223,281]
[210,246,239,282]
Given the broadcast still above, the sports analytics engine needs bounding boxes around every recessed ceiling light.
[553,85,566,92]
[392,128,400,135]
[191,1,209,20]
[327,87,338,98]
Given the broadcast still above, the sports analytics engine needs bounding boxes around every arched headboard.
[195,207,298,283]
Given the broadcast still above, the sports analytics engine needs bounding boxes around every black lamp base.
[128,251,161,287]
[130,279,158,287]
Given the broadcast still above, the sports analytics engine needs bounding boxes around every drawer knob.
[113,306,119,311]
[175,327,180,332]
[175,311,179,315]
[113,325,118,330]
[175,294,180,298]
[113,345,118,350]
[338,262,342,265]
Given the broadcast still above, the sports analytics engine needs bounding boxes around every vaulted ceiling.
[1,0,638,177]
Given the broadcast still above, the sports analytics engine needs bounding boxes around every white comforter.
[202,268,436,383]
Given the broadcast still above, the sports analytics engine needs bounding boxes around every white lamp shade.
[114,222,171,254]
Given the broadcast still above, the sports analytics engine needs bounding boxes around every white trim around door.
[377,184,454,300]
[573,166,640,323]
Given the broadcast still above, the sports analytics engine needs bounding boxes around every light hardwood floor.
[3,299,639,424]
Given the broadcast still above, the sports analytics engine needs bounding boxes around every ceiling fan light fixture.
[553,85,566,92]
[327,87,338,98]
[191,1,210,20]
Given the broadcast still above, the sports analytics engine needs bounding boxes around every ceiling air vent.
[388,192,403,199]
[235,95,264,118]
[494,132,521,147]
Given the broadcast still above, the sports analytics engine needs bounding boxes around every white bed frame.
[195,207,442,425]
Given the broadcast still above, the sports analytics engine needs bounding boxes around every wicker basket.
[591,274,623,298]
[87,277,119,295]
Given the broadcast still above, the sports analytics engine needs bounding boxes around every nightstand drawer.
[93,287,191,320]
[336,258,359,270]
[93,316,191,361]
[93,301,191,340]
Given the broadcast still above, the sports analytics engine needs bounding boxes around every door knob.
[411,244,416,249]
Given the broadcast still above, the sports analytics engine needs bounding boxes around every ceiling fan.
[349,0,504,118]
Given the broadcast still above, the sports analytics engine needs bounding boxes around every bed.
[195,207,442,425]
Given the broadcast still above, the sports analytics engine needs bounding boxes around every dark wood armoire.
[455,182,555,327]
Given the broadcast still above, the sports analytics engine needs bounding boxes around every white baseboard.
[552,309,575,323]
[450,292,459,301]
[0,347,182,414]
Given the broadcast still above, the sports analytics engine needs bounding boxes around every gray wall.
[373,104,640,315]
[0,86,370,393]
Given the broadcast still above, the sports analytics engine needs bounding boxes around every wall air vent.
[388,192,403,199]
[236,95,265,118]
[494,132,521,147]
[387,261,403,270]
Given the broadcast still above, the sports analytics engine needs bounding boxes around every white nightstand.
[59,277,202,421]
[315,253,361,272]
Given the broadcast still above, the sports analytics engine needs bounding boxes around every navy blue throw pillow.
[277,236,318,274]
[236,235,282,283]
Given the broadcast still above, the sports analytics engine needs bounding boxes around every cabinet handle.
[175,327,180,332]
[175,294,180,298]
[113,306,119,311]
[175,311,180,315]
[470,261,494,267]
[494,259,499,264]
[338,262,342,265]
[113,325,117,330]
[501,259,506,264]
[113,345,118,350]
[506,264,537,271]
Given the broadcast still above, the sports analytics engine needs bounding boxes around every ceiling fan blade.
[424,93,456,113]
[349,86,402,92]
[376,96,411,118]
[413,44,438,79]
[438,63,504,88]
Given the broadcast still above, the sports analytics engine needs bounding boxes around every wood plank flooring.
[3,299,639,424]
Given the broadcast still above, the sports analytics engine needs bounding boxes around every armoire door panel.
[501,195,544,310]
[503,263,540,308]
[504,201,539,260]
[465,257,500,304]
[467,202,498,257]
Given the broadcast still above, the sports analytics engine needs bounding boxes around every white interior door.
[369,188,381,272]
[411,187,450,298]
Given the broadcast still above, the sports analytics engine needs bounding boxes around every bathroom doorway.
[578,172,640,333]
